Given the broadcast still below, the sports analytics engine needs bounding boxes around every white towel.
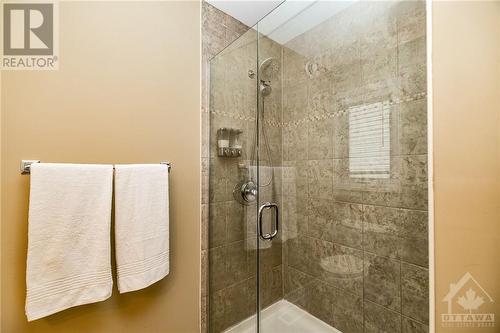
[114,164,170,293]
[25,163,114,321]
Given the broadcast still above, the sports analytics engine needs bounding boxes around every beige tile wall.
[280,2,429,333]
[201,3,251,332]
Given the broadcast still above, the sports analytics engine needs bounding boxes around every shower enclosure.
[208,1,428,332]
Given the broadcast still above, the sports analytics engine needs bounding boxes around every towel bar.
[20,160,172,174]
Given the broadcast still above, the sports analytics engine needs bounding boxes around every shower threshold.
[223,300,342,333]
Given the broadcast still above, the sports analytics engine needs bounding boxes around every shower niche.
[216,127,243,157]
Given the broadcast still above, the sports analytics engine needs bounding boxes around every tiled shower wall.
[201,3,248,332]
[281,2,429,333]
[203,3,284,332]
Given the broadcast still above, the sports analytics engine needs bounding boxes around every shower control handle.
[258,202,279,240]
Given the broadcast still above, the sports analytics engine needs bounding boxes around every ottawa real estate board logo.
[442,272,495,328]
[1,1,58,70]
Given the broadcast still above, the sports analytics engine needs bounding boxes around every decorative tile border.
[209,91,427,129]
[283,92,427,129]
[210,109,255,122]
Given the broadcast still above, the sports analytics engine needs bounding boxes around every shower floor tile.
[223,300,342,333]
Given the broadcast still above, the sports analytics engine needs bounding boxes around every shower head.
[258,57,280,97]
[259,57,280,82]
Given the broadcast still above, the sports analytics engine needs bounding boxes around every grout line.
[399,257,404,332]
[284,232,429,270]
[401,313,430,327]
[361,201,366,331]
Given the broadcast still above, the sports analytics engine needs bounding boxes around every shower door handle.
[258,202,279,240]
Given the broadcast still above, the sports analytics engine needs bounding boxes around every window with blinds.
[348,102,390,179]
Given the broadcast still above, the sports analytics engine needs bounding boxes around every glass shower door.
[256,1,428,333]
[208,27,260,333]
[255,26,284,333]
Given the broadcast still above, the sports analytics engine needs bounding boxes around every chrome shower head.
[258,57,280,97]
[259,57,280,82]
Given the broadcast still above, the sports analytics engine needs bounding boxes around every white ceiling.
[206,0,284,28]
[260,1,354,45]
[206,0,356,45]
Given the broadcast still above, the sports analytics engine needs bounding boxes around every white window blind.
[348,102,390,179]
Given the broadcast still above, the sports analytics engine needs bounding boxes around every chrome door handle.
[258,202,279,240]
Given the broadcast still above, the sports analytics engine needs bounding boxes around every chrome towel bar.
[20,160,172,174]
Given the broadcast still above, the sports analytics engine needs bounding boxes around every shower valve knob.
[233,180,257,205]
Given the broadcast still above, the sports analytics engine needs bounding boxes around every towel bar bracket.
[20,160,172,174]
[160,162,172,173]
[21,160,41,174]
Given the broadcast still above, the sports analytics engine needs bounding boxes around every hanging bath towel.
[114,164,170,293]
[25,163,114,321]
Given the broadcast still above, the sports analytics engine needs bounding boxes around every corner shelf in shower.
[217,127,243,158]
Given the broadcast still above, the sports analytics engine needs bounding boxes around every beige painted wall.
[433,1,500,332]
[1,2,200,332]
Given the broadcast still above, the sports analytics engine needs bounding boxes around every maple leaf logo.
[457,288,485,313]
